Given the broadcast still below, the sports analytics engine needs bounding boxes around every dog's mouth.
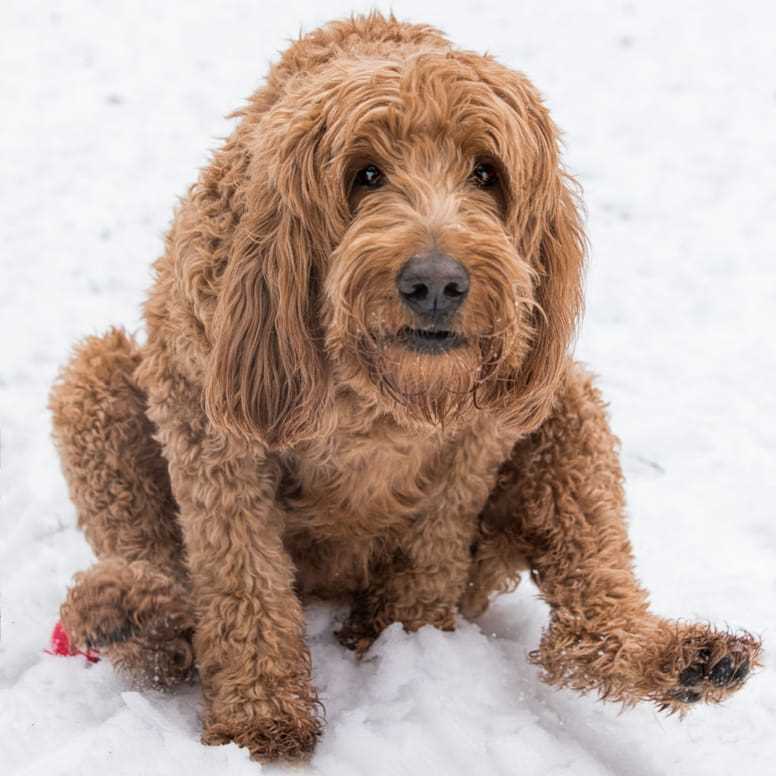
[395,326,466,354]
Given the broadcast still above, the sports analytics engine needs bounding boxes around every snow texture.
[1,1,775,774]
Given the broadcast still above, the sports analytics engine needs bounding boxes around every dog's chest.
[279,422,447,539]
[278,413,517,541]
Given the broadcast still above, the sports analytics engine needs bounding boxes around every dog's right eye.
[353,164,385,189]
[471,162,499,188]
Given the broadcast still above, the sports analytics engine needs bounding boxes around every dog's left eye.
[471,162,499,188]
[353,164,385,189]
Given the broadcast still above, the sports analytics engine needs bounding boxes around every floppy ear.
[508,170,585,430]
[474,61,586,430]
[203,124,333,448]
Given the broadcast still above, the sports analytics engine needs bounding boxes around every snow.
[1,0,775,773]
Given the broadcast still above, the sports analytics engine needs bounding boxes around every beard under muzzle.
[325,264,537,427]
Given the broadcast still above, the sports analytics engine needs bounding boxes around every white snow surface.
[2,1,775,774]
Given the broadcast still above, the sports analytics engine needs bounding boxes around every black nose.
[396,252,469,320]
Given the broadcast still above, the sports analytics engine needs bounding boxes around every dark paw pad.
[678,654,750,691]
[732,661,750,681]
[678,664,704,687]
[669,640,754,709]
[709,656,735,686]
[659,629,761,712]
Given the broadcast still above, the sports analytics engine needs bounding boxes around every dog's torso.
[273,390,522,596]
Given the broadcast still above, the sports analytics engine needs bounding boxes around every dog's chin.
[377,330,477,370]
[394,326,467,355]
[367,334,483,409]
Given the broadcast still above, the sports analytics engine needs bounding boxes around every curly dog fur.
[50,13,760,762]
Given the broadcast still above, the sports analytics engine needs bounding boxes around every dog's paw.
[202,708,322,762]
[336,591,457,655]
[335,592,383,655]
[657,627,761,711]
[61,576,136,649]
[61,560,194,651]
[108,635,196,690]
[335,616,380,655]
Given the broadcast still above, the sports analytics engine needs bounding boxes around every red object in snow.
[45,621,101,663]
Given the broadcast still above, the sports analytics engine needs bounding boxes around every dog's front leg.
[486,365,761,711]
[153,402,321,761]
[337,509,476,653]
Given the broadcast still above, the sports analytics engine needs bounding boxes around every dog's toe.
[63,600,135,650]
[335,621,378,655]
[676,652,741,690]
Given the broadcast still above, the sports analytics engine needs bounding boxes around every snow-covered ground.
[2,1,775,773]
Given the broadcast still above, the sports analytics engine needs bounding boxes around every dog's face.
[323,56,543,427]
[206,51,584,446]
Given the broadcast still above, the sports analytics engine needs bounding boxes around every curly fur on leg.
[49,328,184,575]
[478,364,762,711]
[136,369,323,761]
[51,329,193,688]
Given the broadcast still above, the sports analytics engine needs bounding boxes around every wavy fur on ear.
[204,219,329,447]
[505,171,585,430]
[461,55,586,431]
[202,108,334,448]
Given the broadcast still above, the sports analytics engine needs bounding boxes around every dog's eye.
[471,162,499,188]
[353,164,384,189]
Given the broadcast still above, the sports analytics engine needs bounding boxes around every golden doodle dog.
[50,13,760,762]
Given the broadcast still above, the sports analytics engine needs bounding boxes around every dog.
[50,13,760,763]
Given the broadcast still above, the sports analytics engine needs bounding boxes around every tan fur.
[50,13,760,763]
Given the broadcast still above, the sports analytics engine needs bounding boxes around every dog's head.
[204,31,584,447]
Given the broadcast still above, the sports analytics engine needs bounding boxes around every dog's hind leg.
[50,328,183,572]
[50,329,193,687]
[474,364,761,712]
